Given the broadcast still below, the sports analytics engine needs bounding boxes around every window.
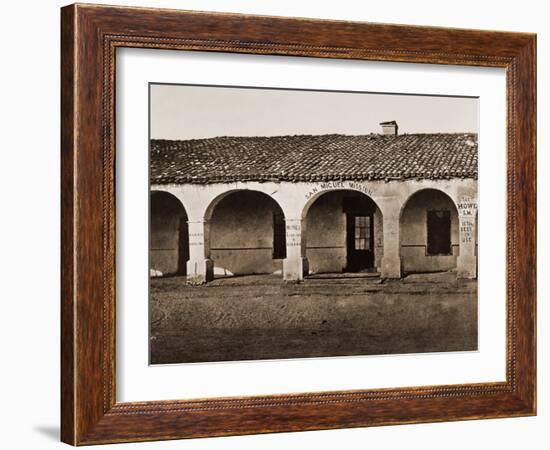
[427,210,451,255]
[354,216,371,250]
[273,213,286,259]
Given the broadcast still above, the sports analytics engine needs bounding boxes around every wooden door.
[346,213,374,271]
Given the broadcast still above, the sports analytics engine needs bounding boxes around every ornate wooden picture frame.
[61,3,536,445]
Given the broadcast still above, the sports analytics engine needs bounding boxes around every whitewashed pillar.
[283,218,308,281]
[186,219,213,284]
[380,211,402,278]
[456,196,478,279]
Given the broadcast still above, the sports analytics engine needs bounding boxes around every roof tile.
[150,133,478,184]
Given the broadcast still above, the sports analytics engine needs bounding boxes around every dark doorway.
[344,197,376,271]
[177,217,190,274]
[272,212,287,259]
[427,210,452,255]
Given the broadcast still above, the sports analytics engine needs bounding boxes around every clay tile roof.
[150,133,478,184]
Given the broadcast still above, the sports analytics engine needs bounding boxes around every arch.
[302,189,383,274]
[150,185,190,215]
[398,187,458,221]
[206,190,287,278]
[204,188,284,222]
[150,190,189,277]
[399,188,459,275]
[301,187,382,221]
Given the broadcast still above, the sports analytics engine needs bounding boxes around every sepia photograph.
[148,84,479,365]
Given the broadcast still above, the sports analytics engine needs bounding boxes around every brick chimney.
[380,120,398,136]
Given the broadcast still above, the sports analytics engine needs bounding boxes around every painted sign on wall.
[305,181,374,201]
[457,196,478,244]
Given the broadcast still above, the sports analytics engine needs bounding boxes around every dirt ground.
[150,272,478,364]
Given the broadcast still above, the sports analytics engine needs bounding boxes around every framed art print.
[61,3,536,445]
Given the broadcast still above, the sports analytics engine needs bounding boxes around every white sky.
[150,84,478,140]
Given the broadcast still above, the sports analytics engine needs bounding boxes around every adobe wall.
[400,189,460,273]
[209,191,282,276]
[150,192,187,276]
[305,192,346,273]
[304,191,383,274]
[151,176,478,282]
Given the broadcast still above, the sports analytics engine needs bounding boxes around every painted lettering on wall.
[189,232,204,247]
[305,181,374,200]
[286,221,302,247]
[457,196,478,244]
